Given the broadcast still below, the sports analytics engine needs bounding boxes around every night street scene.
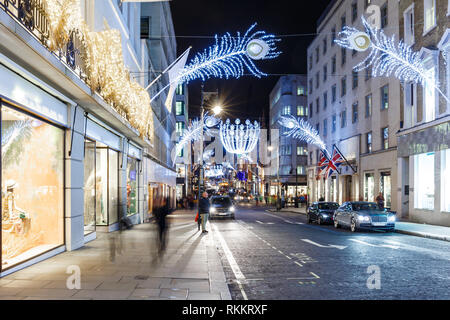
[0,0,450,312]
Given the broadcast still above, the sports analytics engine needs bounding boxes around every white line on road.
[212,224,248,300]
[310,272,320,279]
[301,239,347,250]
[349,239,399,249]
[295,261,303,267]
[262,211,304,225]
[256,220,275,225]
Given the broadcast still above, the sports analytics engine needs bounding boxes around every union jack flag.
[324,146,345,177]
[317,151,329,176]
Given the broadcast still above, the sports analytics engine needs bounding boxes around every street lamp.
[212,105,222,116]
[197,89,222,205]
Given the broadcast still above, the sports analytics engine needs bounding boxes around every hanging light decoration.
[219,119,260,156]
[205,165,224,178]
[335,17,450,104]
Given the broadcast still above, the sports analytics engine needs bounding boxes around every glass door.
[83,140,96,234]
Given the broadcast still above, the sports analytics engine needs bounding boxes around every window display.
[441,149,450,212]
[364,173,375,202]
[126,157,138,216]
[95,146,118,226]
[1,104,64,270]
[414,152,435,210]
[83,140,96,234]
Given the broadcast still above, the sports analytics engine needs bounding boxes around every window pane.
[108,149,119,225]
[414,152,435,210]
[84,140,96,234]
[442,149,450,212]
[127,158,138,216]
[1,106,64,269]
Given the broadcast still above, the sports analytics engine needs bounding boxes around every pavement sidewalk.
[268,206,450,243]
[0,210,231,300]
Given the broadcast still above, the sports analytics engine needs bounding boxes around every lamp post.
[197,86,221,207]
[268,146,281,211]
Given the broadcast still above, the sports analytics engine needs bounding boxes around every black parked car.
[307,202,340,225]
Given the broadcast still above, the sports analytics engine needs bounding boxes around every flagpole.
[145,47,192,91]
[333,144,357,174]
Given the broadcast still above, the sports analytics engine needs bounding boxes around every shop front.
[0,60,69,276]
[146,157,176,217]
[84,118,121,233]
[126,143,142,225]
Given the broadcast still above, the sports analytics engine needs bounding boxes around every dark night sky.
[170,0,331,125]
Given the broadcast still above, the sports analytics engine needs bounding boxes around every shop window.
[1,104,64,270]
[414,152,435,210]
[127,157,139,216]
[441,149,450,212]
[84,140,96,235]
[95,147,119,226]
[364,173,375,202]
[380,172,391,208]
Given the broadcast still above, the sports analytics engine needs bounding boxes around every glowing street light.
[212,105,223,115]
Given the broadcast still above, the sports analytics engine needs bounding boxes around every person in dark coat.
[155,197,169,253]
[199,191,210,233]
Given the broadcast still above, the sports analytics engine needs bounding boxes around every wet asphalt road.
[209,204,450,300]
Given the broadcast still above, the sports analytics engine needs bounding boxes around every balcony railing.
[0,0,88,82]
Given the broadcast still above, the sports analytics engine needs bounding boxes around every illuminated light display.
[172,114,219,165]
[150,24,281,103]
[277,115,327,155]
[219,119,260,156]
[335,17,450,104]
[205,165,224,178]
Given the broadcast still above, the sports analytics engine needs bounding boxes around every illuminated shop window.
[127,157,139,216]
[84,139,96,235]
[441,149,450,212]
[364,173,375,202]
[414,152,435,210]
[1,104,64,270]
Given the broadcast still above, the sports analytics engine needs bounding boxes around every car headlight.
[358,215,370,222]
[321,214,328,218]
[388,215,396,222]
[210,207,216,213]
[230,206,235,212]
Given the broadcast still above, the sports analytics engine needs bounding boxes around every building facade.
[0,0,177,276]
[269,75,309,200]
[307,0,400,210]
[397,0,450,226]
[175,83,190,200]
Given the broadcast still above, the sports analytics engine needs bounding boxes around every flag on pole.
[324,146,345,178]
[317,151,329,176]
[164,48,191,111]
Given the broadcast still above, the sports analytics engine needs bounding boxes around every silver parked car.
[209,195,236,219]
[333,201,395,232]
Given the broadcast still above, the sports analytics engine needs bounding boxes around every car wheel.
[317,216,322,225]
[334,219,340,228]
[350,218,357,232]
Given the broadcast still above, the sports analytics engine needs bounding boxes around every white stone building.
[306,0,400,210]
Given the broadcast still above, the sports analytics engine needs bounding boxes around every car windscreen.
[211,197,232,206]
[352,203,382,211]
[318,203,339,210]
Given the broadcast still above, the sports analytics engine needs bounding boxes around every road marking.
[278,250,284,254]
[256,220,275,225]
[310,272,320,279]
[295,261,303,267]
[212,224,248,300]
[301,239,347,250]
[262,211,304,225]
[350,239,399,249]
